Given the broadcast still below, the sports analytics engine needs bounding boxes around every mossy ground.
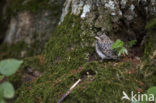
[0,41,43,60]
[144,17,156,59]
[9,15,156,103]
[0,42,28,59]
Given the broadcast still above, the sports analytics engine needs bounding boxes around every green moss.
[0,2,155,101]
[65,62,138,103]
[14,14,156,103]
[15,59,156,103]
[0,41,44,60]
[145,18,156,31]
[144,17,156,58]
[0,42,28,60]
[5,0,64,16]
[43,14,94,64]
[14,14,94,103]
[8,54,46,91]
[24,55,46,72]
[0,41,45,89]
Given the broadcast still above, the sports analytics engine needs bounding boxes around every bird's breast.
[96,43,106,59]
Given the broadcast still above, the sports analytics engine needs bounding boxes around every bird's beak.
[95,36,100,40]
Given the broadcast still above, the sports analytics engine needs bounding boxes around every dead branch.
[57,79,82,103]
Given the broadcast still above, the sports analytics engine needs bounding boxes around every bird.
[95,32,118,60]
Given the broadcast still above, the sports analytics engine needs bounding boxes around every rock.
[60,0,156,42]
[3,0,65,47]
[4,17,17,43]
[5,11,33,44]
[59,0,72,24]
[5,9,59,45]
[81,4,91,18]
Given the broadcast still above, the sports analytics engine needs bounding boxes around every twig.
[57,79,82,103]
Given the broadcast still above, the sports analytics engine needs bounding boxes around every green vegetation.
[0,59,23,103]
[112,39,128,56]
[0,59,23,76]
[13,14,156,103]
[112,39,137,57]
[147,87,156,100]
[0,42,27,60]
[128,40,137,48]
[0,2,156,102]
[145,18,156,31]
[144,18,156,58]
[5,0,64,16]
[15,14,95,103]
[0,41,44,60]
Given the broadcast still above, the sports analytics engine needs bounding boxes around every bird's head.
[95,36,101,41]
[95,34,108,42]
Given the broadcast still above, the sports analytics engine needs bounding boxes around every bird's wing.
[97,42,117,59]
[104,49,117,59]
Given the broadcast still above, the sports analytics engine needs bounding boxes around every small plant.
[112,39,128,56]
[0,59,23,103]
[128,40,137,48]
[145,86,156,103]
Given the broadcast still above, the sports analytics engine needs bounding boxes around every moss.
[144,17,156,58]
[0,1,155,102]
[7,55,46,92]
[0,41,46,89]
[15,59,156,103]
[23,55,46,72]
[145,18,156,31]
[43,14,94,64]
[0,41,47,62]
[65,62,139,103]
[0,42,28,60]
[14,14,156,103]
[15,14,94,103]
[5,0,64,17]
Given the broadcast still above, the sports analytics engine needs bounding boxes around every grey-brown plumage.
[95,33,117,60]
